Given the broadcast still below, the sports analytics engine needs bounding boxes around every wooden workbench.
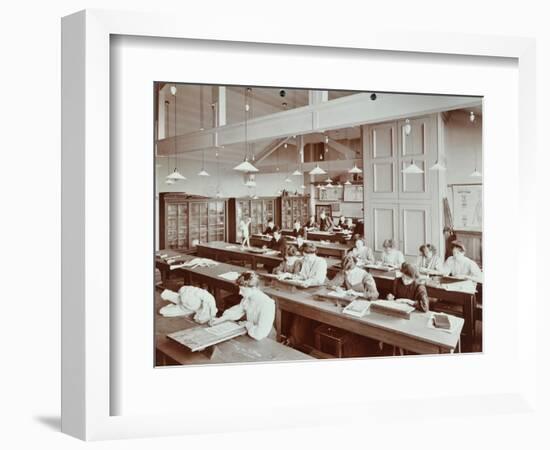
[155,293,312,365]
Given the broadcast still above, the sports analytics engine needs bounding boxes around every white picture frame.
[61,9,539,441]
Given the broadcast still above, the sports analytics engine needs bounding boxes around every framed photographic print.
[61,8,539,442]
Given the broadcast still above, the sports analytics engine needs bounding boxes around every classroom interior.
[154,83,483,366]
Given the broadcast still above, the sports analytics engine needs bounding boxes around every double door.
[364,115,443,261]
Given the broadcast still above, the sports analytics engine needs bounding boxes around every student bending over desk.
[210,271,276,340]
[305,215,318,231]
[328,255,378,300]
[387,263,429,312]
[295,242,327,287]
[273,245,302,275]
[160,285,218,323]
[263,218,276,236]
[291,219,307,238]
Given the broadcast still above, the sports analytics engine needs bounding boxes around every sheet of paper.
[218,271,240,281]
[205,321,245,336]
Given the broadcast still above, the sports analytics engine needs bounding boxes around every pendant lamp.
[402,159,424,174]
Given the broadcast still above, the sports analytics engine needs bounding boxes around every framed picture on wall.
[451,184,483,231]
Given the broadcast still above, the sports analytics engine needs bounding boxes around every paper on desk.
[442,280,477,294]
[182,258,219,268]
[224,245,240,250]
[205,321,245,336]
[218,271,240,281]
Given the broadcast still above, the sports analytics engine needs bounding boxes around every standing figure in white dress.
[239,216,251,249]
[210,271,275,340]
[380,239,405,267]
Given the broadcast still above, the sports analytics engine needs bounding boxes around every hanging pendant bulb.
[234,87,259,173]
[309,164,327,175]
[166,168,186,180]
[166,84,185,181]
[403,119,412,136]
[292,169,303,176]
[429,160,447,171]
[470,168,482,177]
[402,159,424,174]
[198,169,210,176]
[348,164,363,174]
[325,177,333,184]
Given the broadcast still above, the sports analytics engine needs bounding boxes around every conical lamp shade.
[292,169,303,176]
[233,160,259,172]
[470,168,482,177]
[325,177,333,183]
[429,161,447,171]
[165,178,176,185]
[344,180,352,185]
[300,184,306,189]
[166,169,186,180]
[309,164,327,175]
[285,177,292,183]
[348,164,363,174]
[198,169,210,176]
[326,182,333,188]
[402,161,424,174]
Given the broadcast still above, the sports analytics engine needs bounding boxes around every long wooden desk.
[155,253,464,356]
[299,230,352,244]
[155,293,312,365]
[250,234,350,259]
[195,241,342,277]
[263,285,464,354]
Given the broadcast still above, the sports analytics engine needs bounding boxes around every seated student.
[350,237,375,264]
[337,215,346,227]
[386,262,429,312]
[273,245,302,275]
[291,219,306,238]
[339,217,352,231]
[267,227,286,253]
[416,243,443,272]
[304,215,318,231]
[442,240,483,282]
[210,271,275,340]
[318,210,333,232]
[296,242,327,286]
[329,255,378,300]
[160,285,217,323]
[263,218,276,236]
[380,239,405,267]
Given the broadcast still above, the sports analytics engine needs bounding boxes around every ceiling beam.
[156,92,482,156]
[254,138,292,164]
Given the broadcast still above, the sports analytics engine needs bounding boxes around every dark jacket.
[393,279,429,312]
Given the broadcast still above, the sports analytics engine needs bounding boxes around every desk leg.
[463,294,475,352]
[275,306,282,342]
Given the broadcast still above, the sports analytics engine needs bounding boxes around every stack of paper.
[343,300,371,318]
[370,300,415,319]
[218,271,240,281]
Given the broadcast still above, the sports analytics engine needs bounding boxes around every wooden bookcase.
[159,193,227,251]
[277,195,310,230]
[227,197,278,243]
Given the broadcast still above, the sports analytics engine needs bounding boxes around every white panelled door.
[363,115,440,263]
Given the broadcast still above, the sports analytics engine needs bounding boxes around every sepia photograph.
[154,83,483,366]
